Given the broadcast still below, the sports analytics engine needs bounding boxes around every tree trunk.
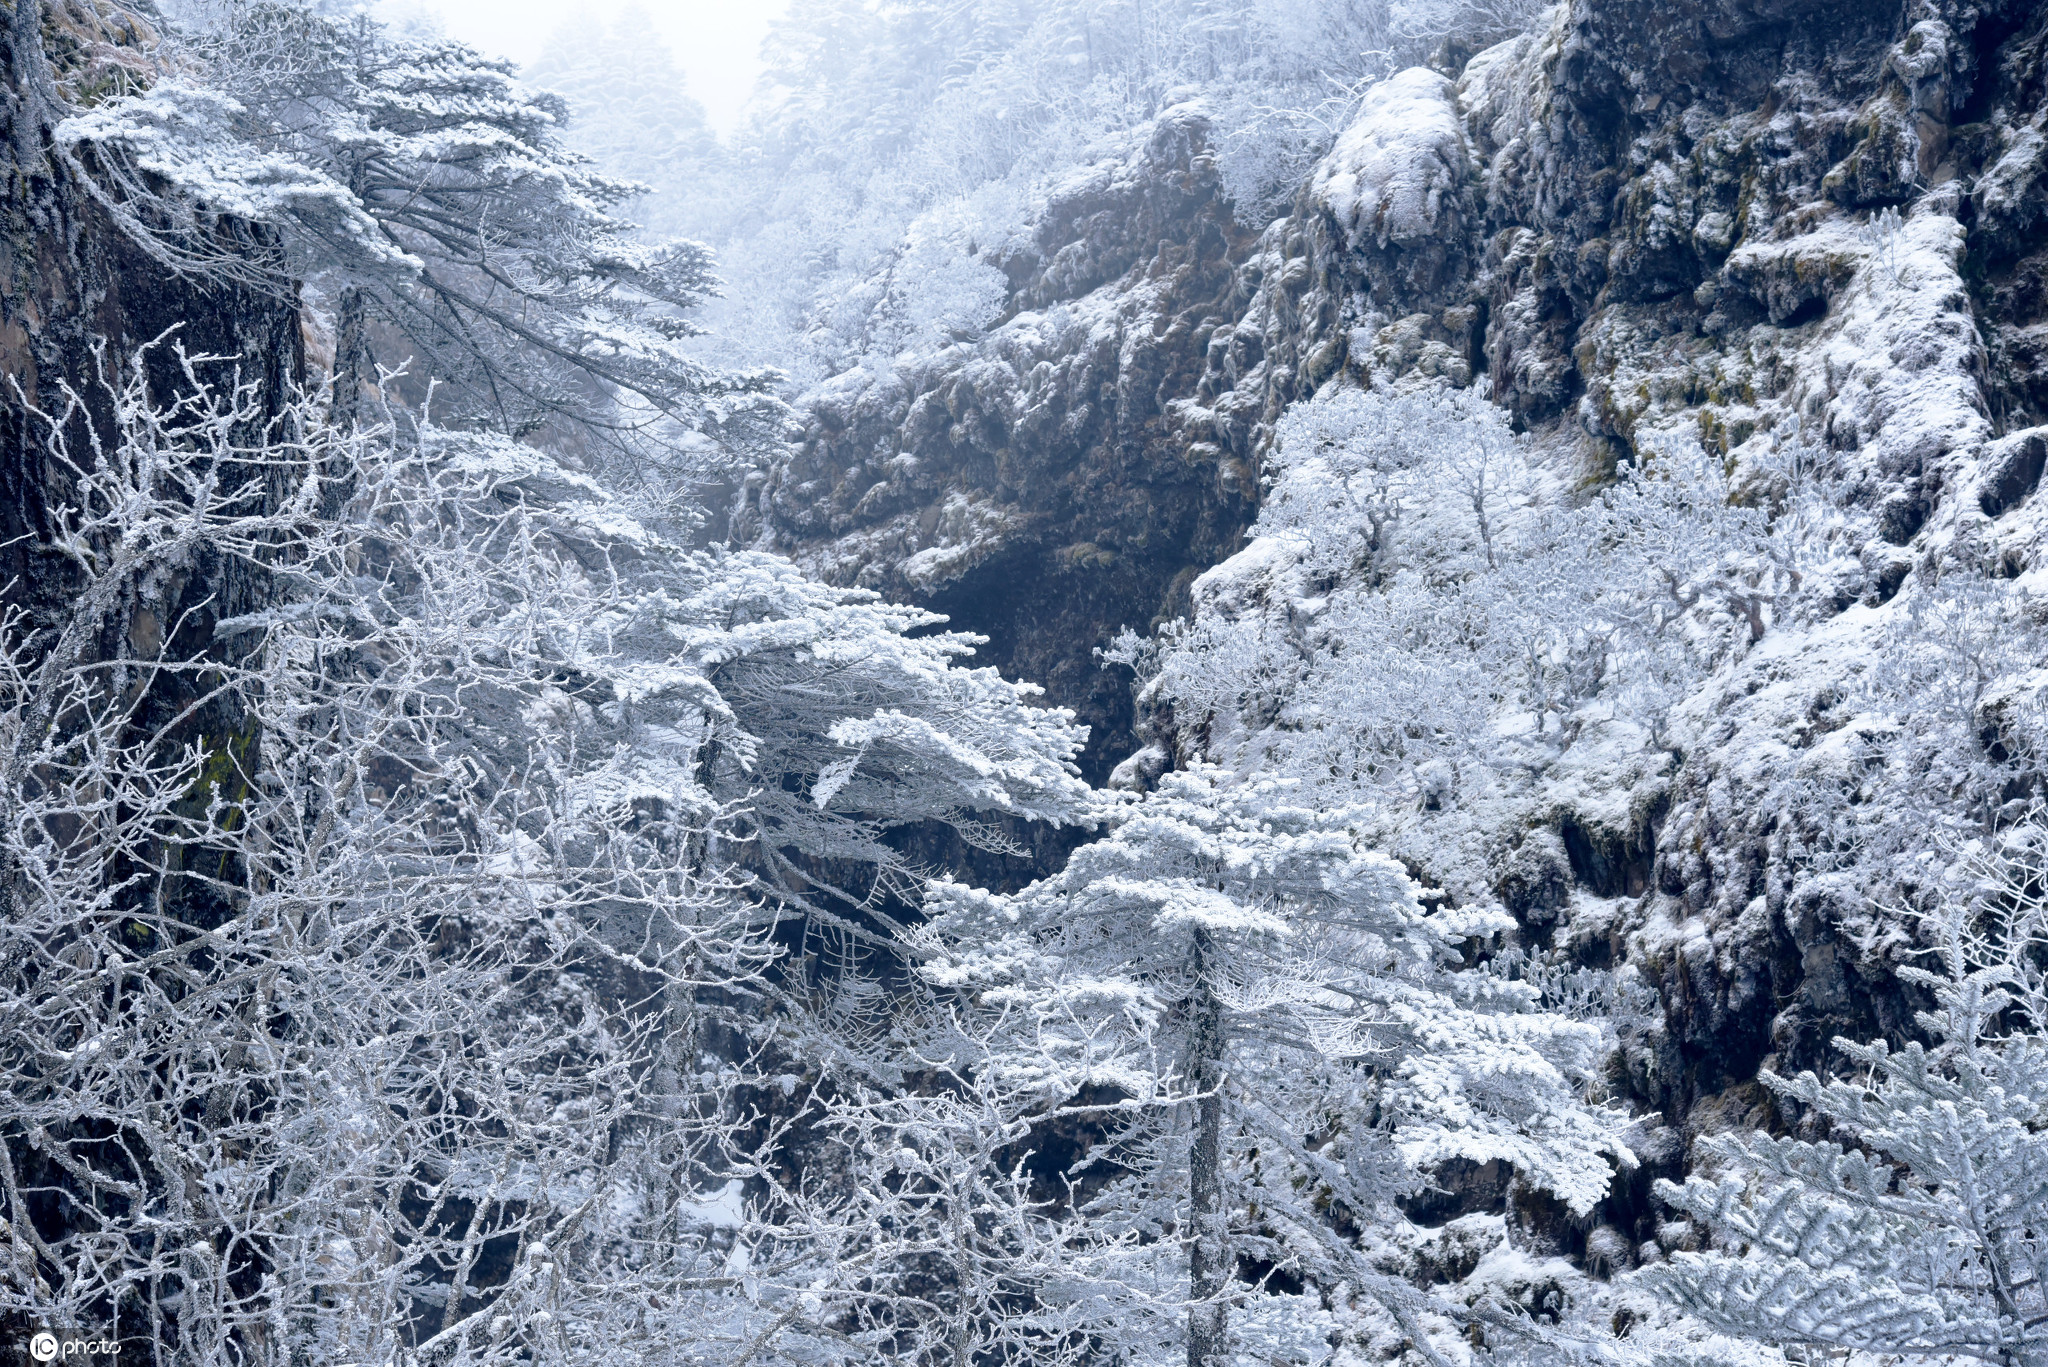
[331,284,371,430]
[1186,928,1228,1367]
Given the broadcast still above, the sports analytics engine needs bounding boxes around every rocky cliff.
[742,108,1264,784]
[753,0,2048,1263]
[1,0,303,656]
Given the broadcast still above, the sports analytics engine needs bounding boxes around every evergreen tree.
[55,0,775,449]
[1644,827,2048,1366]
[906,766,1632,1366]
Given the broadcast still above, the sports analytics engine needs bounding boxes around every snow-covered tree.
[904,766,1632,1366]
[522,6,730,245]
[1643,823,2048,1365]
[672,550,1097,941]
[54,0,776,449]
[0,339,1091,1362]
[1142,380,1836,832]
[0,351,741,1362]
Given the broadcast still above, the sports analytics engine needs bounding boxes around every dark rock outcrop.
[754,0,2048,1239]
[2,0,304,642]
[743,107,1265,782]
[1,3,305,1350]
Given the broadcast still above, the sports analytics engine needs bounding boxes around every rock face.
[0,0,304,951]
[0,0,307,1290]
[742,108,1264,782]
[757,0,2048,1253]
[757,0,2046,741]
[1404,0,2048,1163]
[1,1,304,641]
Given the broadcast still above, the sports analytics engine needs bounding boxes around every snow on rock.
[1975,109,2048,240]
[1312,69,1470,255]
[1806,208,1988,489]
[759,101,1258,781]
[1722,216,1873,326]
[676,1178,747,1231]
[790,490,1027,594]
[899,492,1027,590]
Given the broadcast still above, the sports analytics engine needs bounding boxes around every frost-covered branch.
[0,343,1091,1363]
[1643,823,2048,1365]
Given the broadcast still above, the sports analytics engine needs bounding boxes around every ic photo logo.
[25,1334,118,1363]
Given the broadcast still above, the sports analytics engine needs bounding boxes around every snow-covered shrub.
[1154,382,1669,806]
[1118,378,1879,976]
[1868,564,2048,818]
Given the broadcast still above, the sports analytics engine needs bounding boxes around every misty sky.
[403,0,787,134]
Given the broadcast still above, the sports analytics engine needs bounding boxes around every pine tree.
[906,766,1632,1366]
[54,0,776,448]
[1643,826,2048,1366]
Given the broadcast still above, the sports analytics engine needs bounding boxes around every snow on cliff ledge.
[1310,68,1469,253]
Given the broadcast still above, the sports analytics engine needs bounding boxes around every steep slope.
[741,108,1266,783]
[757,0,2048,1269]
[752,0,2044,776]
[1434,0,2048,1115]
[1169,0,2048,1269]
[1,0,304,641]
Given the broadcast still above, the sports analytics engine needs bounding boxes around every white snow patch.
[1311,68,1468,252]
[899,492,1025,590]
[677,1178,746,1230]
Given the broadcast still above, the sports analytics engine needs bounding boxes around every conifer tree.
[1644,827,2048,1366]
[55,0,776,447]
[908,766,1632,1366]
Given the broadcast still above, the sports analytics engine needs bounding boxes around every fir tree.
[1644,826,2048,1367]
[907,766,1632,1366]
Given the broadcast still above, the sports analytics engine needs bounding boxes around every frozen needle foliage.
[1644,828,2048,1365]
